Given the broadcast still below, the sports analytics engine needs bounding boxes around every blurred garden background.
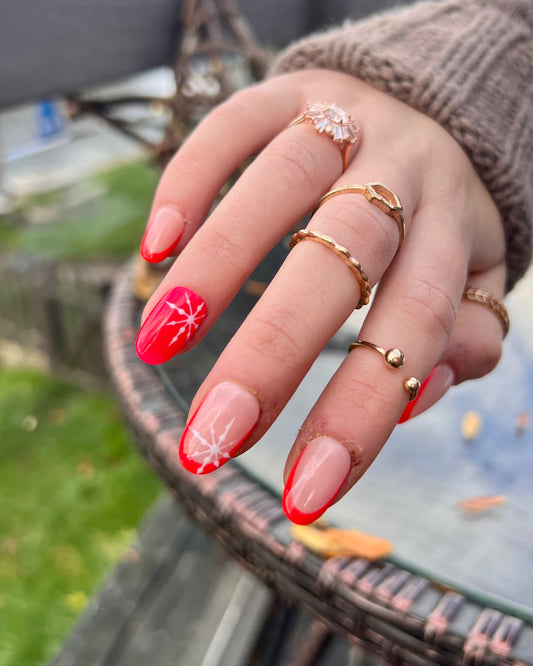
[0,102,165,664]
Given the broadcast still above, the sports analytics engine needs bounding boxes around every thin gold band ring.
[289,229,371,309]
[316,183,405,257]
[462,287,510,338]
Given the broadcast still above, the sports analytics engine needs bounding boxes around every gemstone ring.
[289,102,361,170]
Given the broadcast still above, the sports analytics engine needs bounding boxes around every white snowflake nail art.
[187,417,237,474]
[164,291,206,347]
[179,382,261,476]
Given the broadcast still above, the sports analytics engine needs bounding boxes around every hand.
[136,69,506,524]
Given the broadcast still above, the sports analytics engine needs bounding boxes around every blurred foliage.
[0,369,161,666]
[0,160,159,261]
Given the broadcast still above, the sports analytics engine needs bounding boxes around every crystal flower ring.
[289,103,361,170]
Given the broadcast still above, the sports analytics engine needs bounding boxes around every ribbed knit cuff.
[271,0,533,292]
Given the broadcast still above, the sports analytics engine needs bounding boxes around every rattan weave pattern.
[103,265,532,666]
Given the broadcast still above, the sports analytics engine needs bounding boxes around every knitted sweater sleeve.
[271,0,533,292]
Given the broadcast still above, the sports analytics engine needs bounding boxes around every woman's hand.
[136,69,506,524]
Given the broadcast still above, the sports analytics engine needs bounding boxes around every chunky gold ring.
[289,229,371,309]
[462,287,510,338]
[316,183,405,257]
[349,339,421,401]
[289,103,361,171]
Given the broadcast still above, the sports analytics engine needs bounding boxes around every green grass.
[0,160,159,261]
[0,369,161,666]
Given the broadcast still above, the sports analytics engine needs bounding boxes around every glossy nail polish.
[141,207,185,263]
[179,382,260,474]
[398,364,454,423]
[283,436,351,525]
[136,286,207,364]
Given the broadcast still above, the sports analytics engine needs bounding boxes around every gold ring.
[462,287,510,338]
[316,183,405,257]
[289,229,371,309]
[289,103,361,171]
[349,339,421,401]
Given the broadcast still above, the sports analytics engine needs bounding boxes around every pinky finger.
[399,262,507,422]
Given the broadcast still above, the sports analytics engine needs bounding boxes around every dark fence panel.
[0,252,117,384]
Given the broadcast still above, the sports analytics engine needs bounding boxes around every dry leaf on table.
[459,495,506,513]
[462,411,482,441]
[291,523,392,561]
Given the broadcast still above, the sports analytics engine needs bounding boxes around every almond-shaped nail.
[141,207,185,263]
[283,436,351,525]
[398,364,455,423]
[136,286,207,364]
[179,382,260,474]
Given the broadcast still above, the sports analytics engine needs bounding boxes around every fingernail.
[398,364,455,423]
[283,436,351,525]
[136,286,207,364]
[141,207,185,263]
[179,382,260,474]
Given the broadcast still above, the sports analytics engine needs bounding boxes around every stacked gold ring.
[316,183,405,257]
[289,229,372,309]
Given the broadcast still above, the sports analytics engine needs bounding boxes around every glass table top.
[157,260,533,619]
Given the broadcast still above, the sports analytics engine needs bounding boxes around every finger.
[176,155,417,474]
[136,102,363,363]
[140,80,303,263]
[281,202,471,524]
[399,261,507,422]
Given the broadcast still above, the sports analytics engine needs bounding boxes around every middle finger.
[177,155,416,474]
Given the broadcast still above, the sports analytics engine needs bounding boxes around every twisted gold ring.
[289,229,371,309]
[289,103,361,171]
[349,339,421,401]
[316,183,405,257]
[462,287,510,338]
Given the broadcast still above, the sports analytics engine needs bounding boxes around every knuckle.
[321,197,399,265]
[244,308,306,367]
[401,276,457,342]
[202,226,248,270]
[343,365,396,418]
[474,336,502,376]
[165,151,208,186]
[452,330,502,379]
[211,93,250,128]
[268,137,324,191]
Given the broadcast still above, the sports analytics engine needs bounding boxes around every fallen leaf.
[77,458,94,479]
[291,524,392,560]
[48,408,67,424]
[515,411,529,435]
[243,280,268,297]
[459,495,506,513]
[462,411,482,441]
[64,591,88,612]
[1,538,17,556]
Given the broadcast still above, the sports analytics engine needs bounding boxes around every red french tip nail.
[282,436,351,525]
[178,382,260,475]
[140,233,176,263]
[398,367,435,424]
[140,207,185,263]
[136,286,207,365]
[283,462,333,525]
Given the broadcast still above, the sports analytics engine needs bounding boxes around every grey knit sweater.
[272,0,533,292]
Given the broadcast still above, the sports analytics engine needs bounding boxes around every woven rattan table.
[104,254,533,666]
